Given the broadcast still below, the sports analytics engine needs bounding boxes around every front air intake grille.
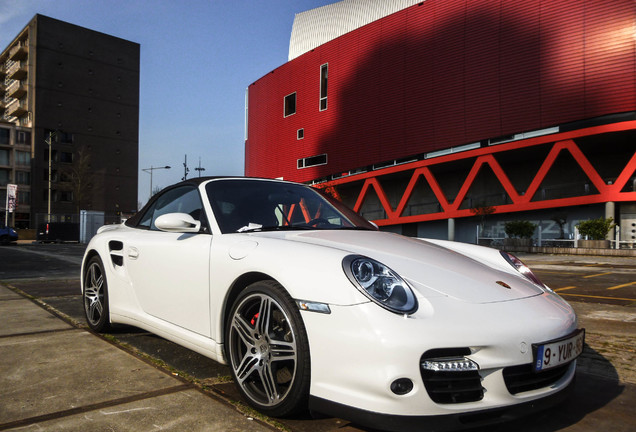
[420,348,483,404]
[421,369,484,404]
[503,363,570,395]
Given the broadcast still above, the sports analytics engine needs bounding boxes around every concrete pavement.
[0,285,274,432]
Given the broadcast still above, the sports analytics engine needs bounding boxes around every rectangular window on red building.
[320,64,328,111]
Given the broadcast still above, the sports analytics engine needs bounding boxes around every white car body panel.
[124,229,211,337]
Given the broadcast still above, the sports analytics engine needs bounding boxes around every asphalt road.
[1,242,635,432]
[518,253,636,307]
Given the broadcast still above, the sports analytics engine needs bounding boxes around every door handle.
[127,246,139,259]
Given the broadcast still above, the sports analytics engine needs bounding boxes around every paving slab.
[7,388,274,432]
[0,295,72,336]
[0,330,178,424]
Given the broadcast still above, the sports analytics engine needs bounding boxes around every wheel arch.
[81,249,102,290]
[220,271,278,352]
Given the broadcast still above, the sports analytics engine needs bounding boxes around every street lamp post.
[142,165,171,200]
[45,131,57,223]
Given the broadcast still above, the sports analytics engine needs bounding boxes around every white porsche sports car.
[82,177,584,431]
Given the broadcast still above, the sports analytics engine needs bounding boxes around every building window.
[18,191,30,204]
[16,151,30,166]
[16,171,30,184]
[58,190,73,202]
[59,131,74,143]
[320,63,328,111]
[297,128,304,140]
[0,128,9,145]
[0,169,9,186]
[297,154,327,169]
[0,149,9,166]
[60,152,73,163]
[17,131,31,144]
[284,92,296,117]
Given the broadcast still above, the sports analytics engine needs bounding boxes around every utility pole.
[182,154,190,181]
[194,157,206,177]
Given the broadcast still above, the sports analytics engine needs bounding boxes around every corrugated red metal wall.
[246,0,636,183]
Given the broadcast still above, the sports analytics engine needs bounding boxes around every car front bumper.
[300,292,579,425]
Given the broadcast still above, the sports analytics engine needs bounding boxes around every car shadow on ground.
[483,343,624,432]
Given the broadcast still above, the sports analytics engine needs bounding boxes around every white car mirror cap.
[154,213,201,233]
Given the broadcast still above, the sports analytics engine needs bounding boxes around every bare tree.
[61,146,93,213]
[470,205,496,236]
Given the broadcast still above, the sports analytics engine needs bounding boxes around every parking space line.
[557,293,636,302]
[554,286,577,292]
[583,272,612,278]
[607,281,636,291]
[534,270,578,275]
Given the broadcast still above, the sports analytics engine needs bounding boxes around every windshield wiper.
[336,226,374,231]
[236,224,315,233]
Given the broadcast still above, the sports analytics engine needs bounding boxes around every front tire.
[83,255,112,332]
[226,280,310,417]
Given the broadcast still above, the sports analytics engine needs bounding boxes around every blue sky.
[0,0,334,206]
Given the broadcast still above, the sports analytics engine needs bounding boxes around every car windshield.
[205,179,377,234]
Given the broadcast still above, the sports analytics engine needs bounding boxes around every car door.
[125,185,212,337]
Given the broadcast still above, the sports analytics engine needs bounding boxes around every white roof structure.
[289,0,423,61]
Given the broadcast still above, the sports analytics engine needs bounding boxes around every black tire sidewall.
[83,255,112,332]
[226,280,311,417]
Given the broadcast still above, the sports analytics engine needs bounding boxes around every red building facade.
[245,0,636,244]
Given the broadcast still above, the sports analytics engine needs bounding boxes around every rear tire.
[226,280,310,417]
[83,255,112,332]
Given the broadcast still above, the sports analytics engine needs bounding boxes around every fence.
[477,225,635,251]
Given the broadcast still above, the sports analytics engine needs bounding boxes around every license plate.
[533,329,585,372]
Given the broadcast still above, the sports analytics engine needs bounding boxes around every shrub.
[504,220,537,239]
[576,217,616,240]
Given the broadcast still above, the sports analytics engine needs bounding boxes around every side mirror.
[154,213,201,233]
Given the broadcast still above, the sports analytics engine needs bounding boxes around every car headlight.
[500,251,553,292]
[343,255,418,314]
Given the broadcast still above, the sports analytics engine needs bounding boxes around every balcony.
[7,81,27,99]
[9,44,28,61]
[7,61,27,80]
[6,99,28,118]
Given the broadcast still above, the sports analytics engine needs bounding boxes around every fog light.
[390,378,414,395]
[421,357,479,372]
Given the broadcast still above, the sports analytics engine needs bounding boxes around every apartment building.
[0,14,139,228]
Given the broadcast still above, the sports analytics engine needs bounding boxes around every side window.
[135,186,207,232]
[137,201,156,229]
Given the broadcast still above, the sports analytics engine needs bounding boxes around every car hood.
[251,230,544,304]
